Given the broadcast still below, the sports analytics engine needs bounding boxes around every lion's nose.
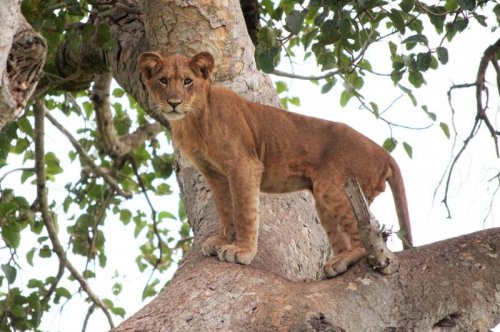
[168,100,181,109]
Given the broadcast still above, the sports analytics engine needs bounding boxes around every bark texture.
[49,1,500,330]
[0,0,46,130]
[115,228,500,331]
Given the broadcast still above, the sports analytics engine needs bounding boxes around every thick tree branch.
[0,2,46,130]
[92,72,163,158]
[115,228,500,331]
[33,99,114,329]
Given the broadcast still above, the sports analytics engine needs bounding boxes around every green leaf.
[321,80,335,94]
[2,222,21,249]
[120,209,132,225]
[27,278,44,288]
[400,0,415,12]
[275,81,288,94]
[421,105,437,121]
[156,183,171,196]
[390,70,403,85]
[388,9,405,34]
[401,34,428,46]
[436,47,449,65]
[302,29,318,50]
[1,264,17,284]
[255,47,280,73]
[370,102,379,118]
[403,142,413,158]
[428,6,446,33]
[494,4,500,24]
[45,152,63,176]
[112,282,123,296]
[457,0,476,10]
[271,7,283,20]
[21,169,34,184]
[285,10,305,35]
[472,14,487,27]
[98,253,107,268]
[445,0,459,11]
[408,70,425,88]
[112,88,125,98]
[289,96,301,106]
[17,117,33,136]
[158,211,177,220]
[26,248,36,266]
[388,41,398,57]
[96,23,114,51]
[440,122,450,139]
[257,27,277,48]
[39,245,52,258]
[111,306,126,318]
[142,278,160,300]
[453,17,468,32]
[398,84,417,106]
[383,138,397,152]
[318,52,336,71]
[56,287,71,299]
[340,91,353,107]
[416,52,432,71]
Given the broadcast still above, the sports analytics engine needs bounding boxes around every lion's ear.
[190,52,214,79]
[138,52,164,79]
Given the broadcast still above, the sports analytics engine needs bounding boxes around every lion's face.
[138,52,214,124]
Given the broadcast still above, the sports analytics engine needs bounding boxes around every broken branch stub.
[344,177,400,275]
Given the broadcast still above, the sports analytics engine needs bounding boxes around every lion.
[138,51,412,277]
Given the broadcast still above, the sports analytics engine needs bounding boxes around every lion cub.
[138,51,412,277]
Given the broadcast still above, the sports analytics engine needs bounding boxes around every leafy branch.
[33,99,114,329]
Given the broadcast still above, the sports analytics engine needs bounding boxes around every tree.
[0,0,498,331]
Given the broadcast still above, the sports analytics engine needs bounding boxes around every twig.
[41,261,65,304]
[272,68,340,81]
[44,110,132,198]
[343,177,399,275]
[82,304,96,332]
[130,158,167,281]
[355,93,433,130]
[475,38,500,157]
[438,38,500,217]
[0,167,35,185]
[33,99,114,329]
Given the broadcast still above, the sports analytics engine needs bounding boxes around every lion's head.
[138,51,214,124]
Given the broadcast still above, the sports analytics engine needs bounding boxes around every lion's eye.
[159,77,168,85]
[184,78,193,86]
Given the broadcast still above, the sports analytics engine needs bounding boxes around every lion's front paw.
[202,235,231,256]
[217,244,256,265]
[323,248,366,278]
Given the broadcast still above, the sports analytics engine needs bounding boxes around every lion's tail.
[387,157,413,249]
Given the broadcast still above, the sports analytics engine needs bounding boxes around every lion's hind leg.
[313,182,366,278]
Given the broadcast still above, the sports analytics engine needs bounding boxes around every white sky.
[1,13,498,332]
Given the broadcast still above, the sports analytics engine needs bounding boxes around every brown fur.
[138,51,413,277]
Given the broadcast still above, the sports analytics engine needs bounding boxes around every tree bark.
[50,1,500,330]
[115,228,500,331]
[0,0,46,130]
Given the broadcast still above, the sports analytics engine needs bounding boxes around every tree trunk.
[50,1,500,330]
[0,0,46,130]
